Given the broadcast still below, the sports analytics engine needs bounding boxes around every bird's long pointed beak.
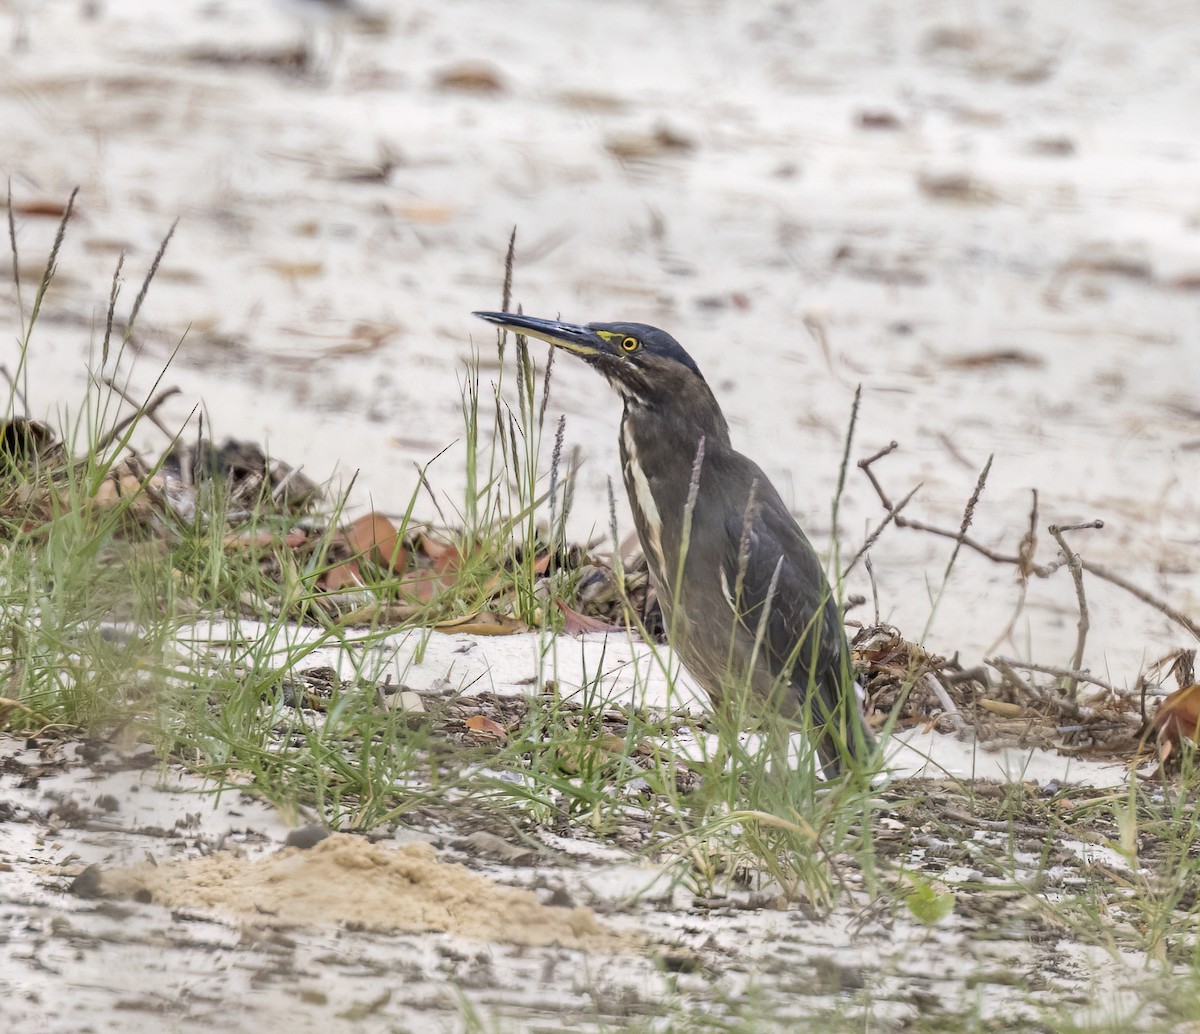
[472,311,611,359]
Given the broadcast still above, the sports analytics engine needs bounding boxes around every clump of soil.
[99,833,628,950]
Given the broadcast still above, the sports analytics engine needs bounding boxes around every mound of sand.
[100,833,626,950]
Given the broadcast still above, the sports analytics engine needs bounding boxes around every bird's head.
[472,312,708,408]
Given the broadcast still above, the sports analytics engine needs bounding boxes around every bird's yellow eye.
[621,336,639,352]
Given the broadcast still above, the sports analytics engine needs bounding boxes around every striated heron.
[473,311,872,775]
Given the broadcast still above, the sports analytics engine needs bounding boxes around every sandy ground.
[2,0,1197,682]
[0,623,1146,1032]
[0,700,1149,1034]
[2,1,1199,1030]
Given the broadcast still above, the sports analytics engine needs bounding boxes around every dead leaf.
[334,602,420,627]
[435,612,528,636]
[12,199,72,218]
[417,533,451,562]
[554,599,620,635]
[605,124,695,161]
[943,350,1044,370]
[433,61,505,93]
[397,572,444,602]
[343,513,407,572]
[465,715,507,740]
[320,559,364,592]
[1151,683,1200,765]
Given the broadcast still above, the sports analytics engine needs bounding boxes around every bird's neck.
[620,389,731,457]
[618,394,731,590]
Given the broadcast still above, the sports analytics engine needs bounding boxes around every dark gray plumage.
[472,311,872,774]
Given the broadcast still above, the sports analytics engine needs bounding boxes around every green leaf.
[905,878,955,925]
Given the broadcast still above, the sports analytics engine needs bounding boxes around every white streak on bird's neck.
[621,418,665,577]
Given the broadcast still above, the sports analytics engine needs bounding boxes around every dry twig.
[94,387,182,452]
[1048,521,1104,699]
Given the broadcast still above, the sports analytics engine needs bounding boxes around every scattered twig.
[93,386,182,452]
[941,665,992,688]
[941,807,1106,845]
[920,671,969,736]
[1079,559,1200,643]
[861,446,1198,664]
[946,456,993,578]
[987,657,1122,697]
[1048,521,1103,699]
[856,441,898,509]
[844,482,921,577]
[984,490,1040,657]
[101,376,176,440]
[859,444,1037,568]
[990,657,1083,717]
[271,464,306,504]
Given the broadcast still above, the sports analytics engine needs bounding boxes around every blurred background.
[2,0,1197,678]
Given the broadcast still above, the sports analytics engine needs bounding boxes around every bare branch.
[1080,559,1200,643]
[94,386,182,452]
[988,657,1122,697]
[1048,522,1103,699]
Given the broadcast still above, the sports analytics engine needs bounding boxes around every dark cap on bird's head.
[472,311,705,403]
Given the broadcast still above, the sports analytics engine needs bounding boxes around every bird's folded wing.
[719,490,849,703]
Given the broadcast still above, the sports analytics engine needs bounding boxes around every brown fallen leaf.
[435,612,529,636]
[320,559,365,592]
[465,714,507,741]
[605,124,695,161]
[343,513,407,572]
[334,602,420,627]
[396,571,445,603]
[417,533,452,562]
[1150,683,1200,766]
[943,349,1044,370]
[554,599,621,635]
[433,60,505,93]
[12,199,72,218]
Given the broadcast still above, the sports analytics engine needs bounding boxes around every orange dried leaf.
[320,559,364,592]
[14,199,71,218]
[465,714,507,740]
[433,544,469,576]
[343,512,407,572]
[398,572,443,602]
[554,598,619,635]
[417,533,451,561]
[1151,683,1200,762]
